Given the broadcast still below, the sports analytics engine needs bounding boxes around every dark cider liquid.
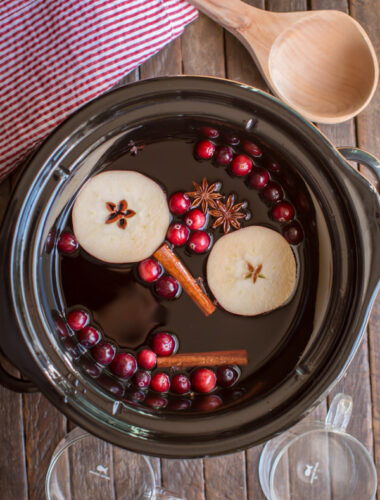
[59,135,318,406]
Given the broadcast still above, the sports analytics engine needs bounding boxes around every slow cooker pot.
[0,77,379,458]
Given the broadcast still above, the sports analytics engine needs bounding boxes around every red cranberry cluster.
[137,258,180,300]
[194,126,303,245]
[167,192,211,254]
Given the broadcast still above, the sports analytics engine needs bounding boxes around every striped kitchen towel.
[0,0,197,181]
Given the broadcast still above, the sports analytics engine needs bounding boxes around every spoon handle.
[188,0,257,32]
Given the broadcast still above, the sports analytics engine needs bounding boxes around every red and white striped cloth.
[0,0,197,181]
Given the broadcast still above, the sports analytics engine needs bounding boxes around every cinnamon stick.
[156,350,248,368]
[153,243,216,317]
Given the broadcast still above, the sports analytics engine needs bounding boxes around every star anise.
[105,200,136,229]
[209,195,246,233]
[186,178,223,213]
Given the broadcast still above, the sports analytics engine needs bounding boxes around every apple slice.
[72,170,170,263]
[207,226,296,316]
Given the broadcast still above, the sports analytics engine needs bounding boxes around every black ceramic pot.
[0,77,379,458]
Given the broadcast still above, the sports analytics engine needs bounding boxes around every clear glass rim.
[263,427,377,500]
[45,428,156,500]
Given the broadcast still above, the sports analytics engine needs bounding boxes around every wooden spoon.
[189,0,379,123]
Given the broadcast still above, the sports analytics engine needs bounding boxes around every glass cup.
[259,393,377,500]
[46,427,184,500]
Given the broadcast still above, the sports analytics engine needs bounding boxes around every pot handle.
[338,147,380,190]
[0,348,38,393]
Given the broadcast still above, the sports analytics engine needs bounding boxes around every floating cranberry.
[188,230,211,253]
[263,181,283,203]
[242,140,262,158]
[154,275,180,299]
[223,132,240,146]
[215,145,233,165]
[78,326,101,348]
[191,368,216,393]
[272,201,295,222]
[132,370,151,389]
[55,317,68,338]
[45,229,56,253]
[169,192,190,215]
[151,332,176,357]
[249,167,269,189]
[195,139,216,159]
[62,338,81,359]
[230,154,253,176]
[124,389,146,404]
[283,221,303,244]
[200,126,219,139]
[184,209,206,230]
[166,223,190,246]
[167,398,192,411]
[138,258,163,283]
[67,309,89,331]
[216,365,240,388]
[145,395,168,409]
[110,353,137,379]
[58,232,78,254]
[171,374,191,394]
[151,372,170,393]
[98,374,124,398]
[79,356,102,378]
[137,349,157,370]
[193,395,222,411]
[267,160,281,173]
[91,342,116,365]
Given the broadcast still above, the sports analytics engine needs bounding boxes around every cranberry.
[263,182,283,203]
[249,167,269,189]
[169,192,190,215]
[216,365,240,388]
[132,370,151,389]
[230,154,253,176]
[137,349,157,370]
[223,132,240,146]
[155,275,180,299]
[272,201,295,222]
[184,209,206,230]
[79,357,102,378]
[166,223,189,246]
[98,374,124,397]
[200,126,219,139]
[171,374,191,394]
[191,368,216,393]
[91,342,116,365]
[110,353,137,379]
[283,221,303,244]
[167,398,192,411]
[195,139,216,159]
[145,395,168,409]
[45,229,56,253]
[67,309,89,331]
[151,332,176,357]
[58,232,78,254]
[124,389,145,404]
[138,258,162,283]
[242,140,262,157]
[188,230,211,253]
[215,145,233,165]
[267,160,281,173]
[62,338,81,359]
[151,372,170,393]
[193,395,222,411]
[55,317,68,338]
[78,326,101,348]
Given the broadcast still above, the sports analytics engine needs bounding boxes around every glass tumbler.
[259,393,377,500]
[46,427,184,500]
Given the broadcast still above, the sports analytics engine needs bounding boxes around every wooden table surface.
[1,1,379,499]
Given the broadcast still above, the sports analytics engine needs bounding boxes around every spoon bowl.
[190,0,378,123]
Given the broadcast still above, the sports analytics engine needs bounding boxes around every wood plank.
[140,39,182,78]
[23,394,68,500]
[349,0,380,482]
[182,13,225,76]
[204,453,247,500]
[161,459,205,500]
